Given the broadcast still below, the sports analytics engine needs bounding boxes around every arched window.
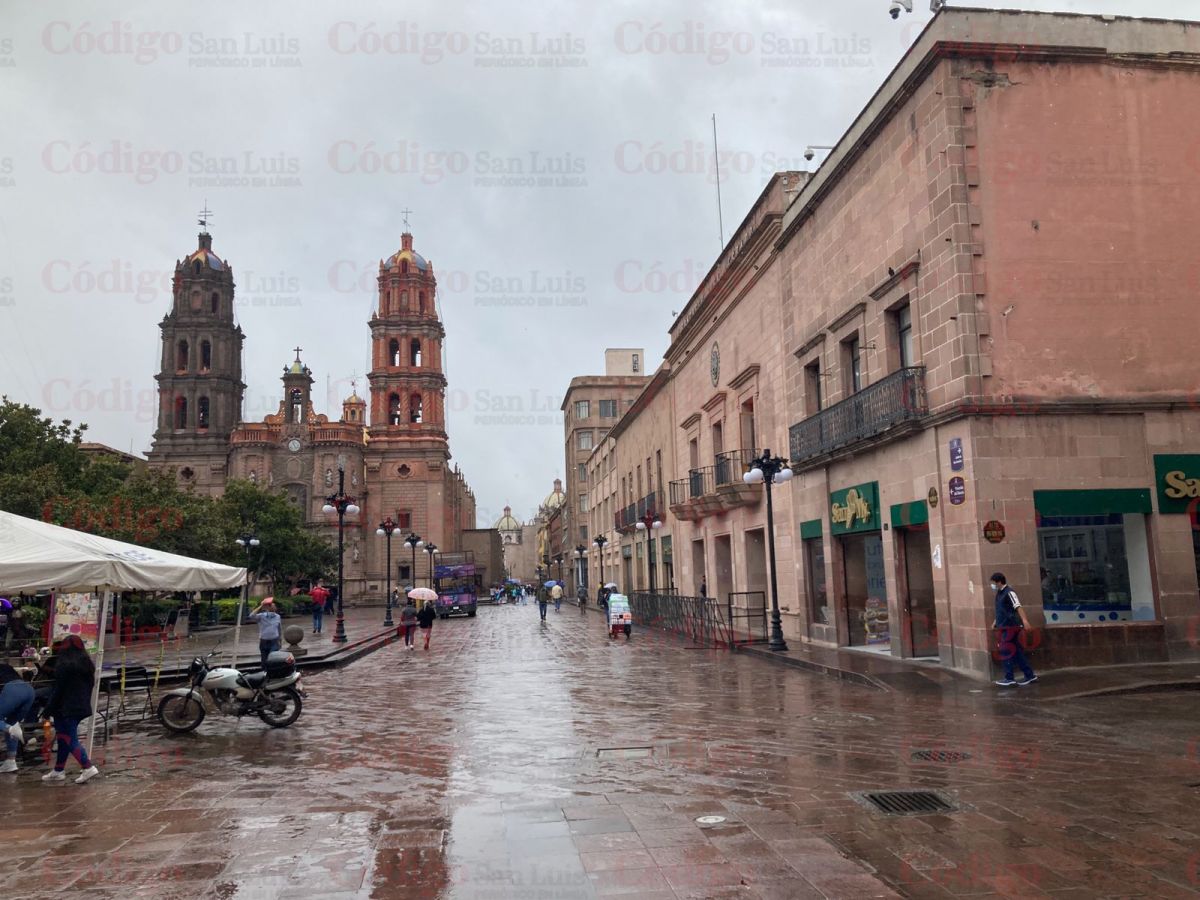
[388,393,402,426]
[418,291,426,314]
[410,339,421,367]
[210,292,219,313]
[200,340,211,371]
[174,396,188,429]
[409,393,423,424]
[176,340,189,371]
[389,338,400,366]
[197,396,210,429]
[401,260,409,274]
[193,260,201,275]
[290,388,303,424]
[385,290,391,314]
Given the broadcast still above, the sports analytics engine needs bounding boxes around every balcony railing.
[687,466,714,500]
[715,448,759,486]
[614,503,636,531]
[616,492,663,531]
[789,366,927,464]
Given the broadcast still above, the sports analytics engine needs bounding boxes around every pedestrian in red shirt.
[310,583,331,635]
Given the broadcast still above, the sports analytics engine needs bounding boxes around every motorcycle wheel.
[258,687,302,728]
[157,694,205,733]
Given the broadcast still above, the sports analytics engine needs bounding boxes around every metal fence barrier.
[628,592,731,648]
[726,591,767,645]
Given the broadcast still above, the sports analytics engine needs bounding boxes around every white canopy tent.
[0,509,246,753]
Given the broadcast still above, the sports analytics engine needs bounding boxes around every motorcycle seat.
[241,672,268,688]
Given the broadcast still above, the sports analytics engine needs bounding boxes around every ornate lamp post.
[404,533,424,593]
[592,533,608,590]
[743,449,794,652]
[232,532,259,668]
[634,513,663,593]
[423,543,439,588]
[574,544,587,593]
[553,552,564,584]
[376,517,399,627]
[321,463,360,645]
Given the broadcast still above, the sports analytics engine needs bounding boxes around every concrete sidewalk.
[736,640,1200,701]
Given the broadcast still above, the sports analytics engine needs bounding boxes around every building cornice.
[728,364,760,391]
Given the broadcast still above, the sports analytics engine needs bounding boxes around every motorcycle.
[156,647,304,733]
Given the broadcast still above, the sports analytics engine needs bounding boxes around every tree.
[218,480,336,592]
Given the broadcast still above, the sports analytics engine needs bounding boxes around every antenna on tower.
[712,114,725,252]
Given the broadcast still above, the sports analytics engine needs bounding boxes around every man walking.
[991,572,1037,687]
[537,583,550,622]
[551,583,563,613]
[248,597,282,670]
[399,595,419,650]
[310,582,330,635]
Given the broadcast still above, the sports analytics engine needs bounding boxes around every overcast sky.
[0,0,1194,526]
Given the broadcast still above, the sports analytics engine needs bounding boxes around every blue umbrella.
[543,580,558,588]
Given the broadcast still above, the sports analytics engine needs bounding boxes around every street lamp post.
[574,544,587,593]
[232,532,260,669]
[633,513,663,594]
[423,543,438,588]
[592,534,608,591]
[322,464,360,645]
[553,553,564,585]
[376,517,398,627]
[404,533,424,595]
[743,449,793,652]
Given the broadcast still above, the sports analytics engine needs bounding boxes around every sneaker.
[0,759,17,774]
[7,723,22,745]
[75,766,100,784]
[994,678,1018,687]
[42,770,66,782]
[1017,675,1039,686]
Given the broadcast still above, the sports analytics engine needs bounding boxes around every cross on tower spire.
[293,346,303,361]
[400,208,413,231]
[198,200,213,231]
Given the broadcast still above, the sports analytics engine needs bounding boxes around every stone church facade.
[147,228,477,599]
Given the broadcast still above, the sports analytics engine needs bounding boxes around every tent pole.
[86,589,111,759]
[233,580,247,671]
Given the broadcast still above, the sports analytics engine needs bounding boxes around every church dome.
[385,248,429,272]
[494,505,521,531]
[185,235,225,272]
[384,232,430,272]
[542,479,566,510]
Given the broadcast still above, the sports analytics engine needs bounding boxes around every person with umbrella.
[416,597,437,650]
[399,590,419,650]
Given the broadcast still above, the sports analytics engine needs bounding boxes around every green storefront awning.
[890,500,929,528]
[1033,489,1152,517]
[800,519,823,540]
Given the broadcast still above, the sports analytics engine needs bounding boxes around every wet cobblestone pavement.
[1,605,1198,899]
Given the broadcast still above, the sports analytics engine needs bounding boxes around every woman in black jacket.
[43,636,100,784]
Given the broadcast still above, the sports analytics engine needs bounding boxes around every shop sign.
[949,437,964,472]
[983,520,1006,543]
[948,476,966,505]
[830,481,880,535]
[927,487,939,508]
[1153,454,1200,514]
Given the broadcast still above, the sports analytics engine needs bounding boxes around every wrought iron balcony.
[617,492,663,531]
[715,448,759,486]
[789,366,927,466]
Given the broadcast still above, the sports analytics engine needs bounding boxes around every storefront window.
[804,536,830,625]
[1037,513,1153,623]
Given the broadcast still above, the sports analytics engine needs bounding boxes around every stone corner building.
[147,228,477,599]
[579,8,1200,679]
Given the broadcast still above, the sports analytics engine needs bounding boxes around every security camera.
[803,148,815,161]
[889,0,913,18]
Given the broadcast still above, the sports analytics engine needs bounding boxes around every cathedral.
[146,226,477,599]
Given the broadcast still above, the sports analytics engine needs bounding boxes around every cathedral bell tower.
[146,225,245,495]
[366,231,448,450]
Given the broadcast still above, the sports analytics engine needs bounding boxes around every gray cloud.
[1,0,1195,525]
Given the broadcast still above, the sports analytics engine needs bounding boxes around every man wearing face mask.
[991,572,1037,687]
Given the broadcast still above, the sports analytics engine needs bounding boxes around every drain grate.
[857,790,956,816]
[911,749,972,764]
[597,747,653,760]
